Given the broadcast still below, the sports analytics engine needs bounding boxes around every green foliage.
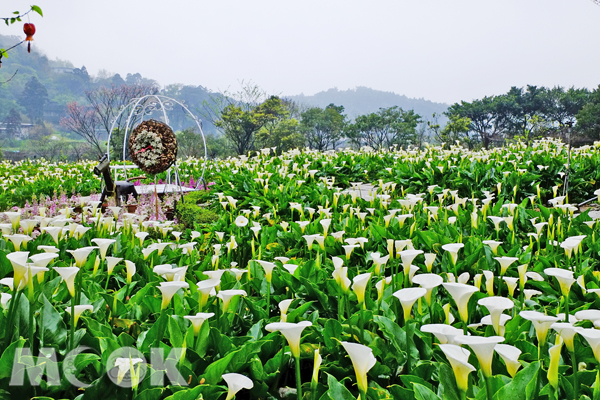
[215,95,287,155]
[347,106,422,150]
[576,85,600,140]
[445,85,597,148]
[255,117,305,154]
[438,114,473,148]
[2,108,22,139]
[18,76,48,122]
[301,103,347,151]
[175,190,219,229]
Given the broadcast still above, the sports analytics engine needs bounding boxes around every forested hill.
[0,34,214,132]
[289,87,448,119]
[0,32,447,132]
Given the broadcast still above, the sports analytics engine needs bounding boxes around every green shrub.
[176,191,219,229]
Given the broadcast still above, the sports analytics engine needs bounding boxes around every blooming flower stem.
[295,355,303,400]
[153,310,167,349]
[338,289,345,322]
[272,338,287,393]
[571,350,578,400]
[75,272,83,305]
[359,388,368,400]
[4,290,22,346]
[266,282,271,318]
[69,299,76,351]
[345,294,351,321]
[359,312,365,343]
[484,376,494,400]
[27,270,35,352]
[563,295,570,322]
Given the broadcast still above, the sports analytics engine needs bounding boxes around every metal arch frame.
[105,94,208,195]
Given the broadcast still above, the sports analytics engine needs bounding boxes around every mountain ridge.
[287,86,448,120]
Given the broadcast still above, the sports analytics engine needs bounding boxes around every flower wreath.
[128,119,177,174]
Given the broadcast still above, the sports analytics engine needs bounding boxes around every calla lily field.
[1,138,600,399]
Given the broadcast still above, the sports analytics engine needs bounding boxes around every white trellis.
[105,95,208,196]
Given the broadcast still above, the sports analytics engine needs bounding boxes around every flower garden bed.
[0,138,598,399]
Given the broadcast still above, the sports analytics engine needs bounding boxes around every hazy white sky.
[3,0,600,104]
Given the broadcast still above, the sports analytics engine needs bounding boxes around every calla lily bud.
[455,335,504,378]
[519,311,558,348]
[544,268,575,297]
[312,349,322,384]
[217,289,247,312]
[547,337,563,389]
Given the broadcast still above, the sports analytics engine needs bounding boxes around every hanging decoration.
[128,119,178,175]
[23,23,35,53]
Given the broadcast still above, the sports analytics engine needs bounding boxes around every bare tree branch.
[60,84,159,158]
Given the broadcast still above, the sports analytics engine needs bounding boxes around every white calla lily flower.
[439,344,476,393]
[478,296,514,336]
[54,267,80,297]
[184,312,214,336]
[442,282,479,324]
[157,281,189,310]
[222,373,254,400]
[265,321,312,358]
[455,335,504,377]
[340,341,377,396]
[393,287,426,321]
[66,304,94,325]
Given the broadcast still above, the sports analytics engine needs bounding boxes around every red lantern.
[23,23,35,53]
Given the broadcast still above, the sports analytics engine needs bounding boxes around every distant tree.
[126,73,142,85]
[73,66,90,85]
[301,104,347,151]
[256,118,305,154]
[438,114,474,148]
[61,83,159,157]
[503,85,550,138]
[61,102,100,155]
[205,133,234,159]
[254,98,305,153]
[202,82,286,154]
[215,96,286,155]
[543,86,589,135]
[165,84,213,131]
[125,72,158,87]
[28,121,53,141]
[177,127,207,159]
[2,108,22,138]
[445,97,510,148]
[178,127,233,159]
[18,76,48,122]
[347,106,421,150]
[576,85,600,140]
[111,73,126,86]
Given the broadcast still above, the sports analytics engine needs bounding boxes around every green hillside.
[290,86,448,120]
